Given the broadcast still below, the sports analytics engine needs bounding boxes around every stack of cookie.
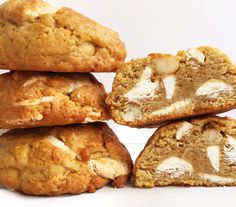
[106,46,236,187]
[1,0,236,197]
[0,0,132,195]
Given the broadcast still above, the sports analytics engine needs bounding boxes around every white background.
[0,0,236,206]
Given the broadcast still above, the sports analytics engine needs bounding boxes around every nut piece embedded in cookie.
[202,129,223,144]
[77,42,96,56]
[155,56,180,75]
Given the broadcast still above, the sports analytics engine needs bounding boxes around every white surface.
[0,0,236,206]
[2,184,236,207]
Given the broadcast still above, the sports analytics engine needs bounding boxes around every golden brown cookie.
[0,71,110,129]
[0,123,132,196]
[106,46,236,127]
[134,116,236,187]
[0,0,126,72]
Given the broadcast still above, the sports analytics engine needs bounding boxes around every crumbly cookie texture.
[0,71,110,129]
[0,123,132,196]
[106,46,236,127]
[0,0,126,72]
[134,116,236,187]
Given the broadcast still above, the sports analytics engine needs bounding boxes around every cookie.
[106,46,236,127]
[0,0,126,72]
[134,116,236,187]
[0,71,110,129]
[0,123,132,196]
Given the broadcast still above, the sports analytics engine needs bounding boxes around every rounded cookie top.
[0,71,110,128]
[0,122,132,196]
[0,0,126,72]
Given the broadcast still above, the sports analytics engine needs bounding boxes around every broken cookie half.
[0,0,126,72]
[106,46,236,127]
[0,123,132,196]
[134,116,236,187]
[0,71,110,129]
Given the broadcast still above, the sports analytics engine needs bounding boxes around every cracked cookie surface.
[0,71,110,128]
[134,116,236,187]
[0,122,132,196]
[106,46,236,127]
[0,0,126,72]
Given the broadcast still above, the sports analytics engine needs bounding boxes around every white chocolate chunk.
[156,157,193,178]
[196,79,234,98]
[89,111,101,117]
[82,111,101,123]
[124,67,159,101]
[202,129,223,144]
[14,96,55,106]
[88,158,129,179]
[25,4,61,17]
[207,146,220,172]
[48,136,77,158]
[82,117,94,123]
[224,135,236,165]
[200,173,235,184]
[186,48,205,63]
[152,99,191,116]
[176,121,193,140]
[122,103,142,122]
[163,75,176,100]
[23,76,46,87]
[68,77,91,93]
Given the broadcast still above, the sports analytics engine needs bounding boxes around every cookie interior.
[106,47,236,127]
[134,117,236,187]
